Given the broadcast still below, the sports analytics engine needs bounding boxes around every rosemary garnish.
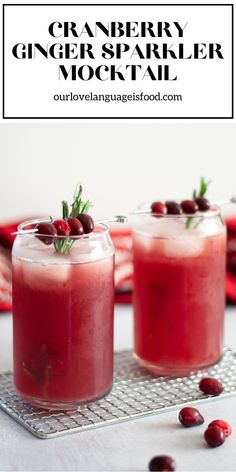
[193,177,211,200]
[54,184,93,254]
[186,177,211,229]
[70,184,93,217]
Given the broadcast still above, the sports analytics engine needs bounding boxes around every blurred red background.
[1,219,236,311]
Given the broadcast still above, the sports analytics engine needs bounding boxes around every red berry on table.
[204,425,225,447]
[76,214,94,234]
[178,407,204,427]
[53,219,71,236]
[149,455,176,471]
[199,377,224,396]
[151,202,167,215]
[67,217,84,236]
[35,222,57,245]
[165,201,182,215]
[195,197,211,212]
[208,420,232,437]
[181,199,198,214]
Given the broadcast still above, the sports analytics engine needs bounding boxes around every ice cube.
[162,236,204,258]
[69,241,103,263]
[194,217,224,237]
[21,258,70,291]
[133,215,188,239]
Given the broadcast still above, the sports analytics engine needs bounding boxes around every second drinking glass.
[132,207,226,376]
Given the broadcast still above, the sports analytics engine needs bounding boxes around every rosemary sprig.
[70,184,93,217]
[186,177,211,229]
[193,177,211,199]
[54,184,93,254]
[62,200,69,219]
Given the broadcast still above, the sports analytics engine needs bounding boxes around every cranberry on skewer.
[76,214,94,234]
[151,202,167,215]
[67,217,84,236]
[35,222,57,246]
[181,200,199,214]
[195,197,210,212]
[166,201,182,215]
[53,219,71,236]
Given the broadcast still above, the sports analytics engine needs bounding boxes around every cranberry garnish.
[149,455,176,471]
[179,407,204,427]
[35,222,57,245]
[165,201,182,215]
[204,425,225,447]
[151,202,167,215]
[76,214,94,234]
[53,219,71,236]
[199,377,224,396]
[67,217,84,236]
[208,420,232,437]
[181,199,198,214]
[195,197,210,212]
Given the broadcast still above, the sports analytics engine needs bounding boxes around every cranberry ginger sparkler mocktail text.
[11,21,224,82]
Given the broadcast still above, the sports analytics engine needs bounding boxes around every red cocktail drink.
[12,221,114,409]
[133,211,226,375]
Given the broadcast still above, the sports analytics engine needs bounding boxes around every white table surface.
[0,305,236,472]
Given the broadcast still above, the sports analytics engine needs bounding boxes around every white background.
[0,122,235,223]
[3,3,233,118]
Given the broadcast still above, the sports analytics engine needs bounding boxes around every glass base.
[15,385,112,411]
[133,352,222,377]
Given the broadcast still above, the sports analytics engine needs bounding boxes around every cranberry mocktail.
[13,234,114,409]
[12,186,115,409]
[133,196,226,375]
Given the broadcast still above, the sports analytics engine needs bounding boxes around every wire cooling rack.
[0,348,236,439]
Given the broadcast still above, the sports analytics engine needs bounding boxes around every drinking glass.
[12,218,114,410]
[132,207,226,376]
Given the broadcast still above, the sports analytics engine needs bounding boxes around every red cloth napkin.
[0,246,12,310]
[0,222,16,311]
[1,218,236,310]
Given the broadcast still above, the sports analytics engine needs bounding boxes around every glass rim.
[134,204,222,219]
[18,218,110,241]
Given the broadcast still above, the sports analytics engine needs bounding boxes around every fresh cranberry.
[195,197,210,212]
[53,219,71,236]
[199,377,224,396]
[76,214,94,234]
[35,222,57,245]
[151,202,167,215]
[67,217,84,236]
[179,407,204,427]
[149,455,176,471]
[165,201,182,215]
[181,199,198,214]
[204,425,225,447]
[208,420,232,437]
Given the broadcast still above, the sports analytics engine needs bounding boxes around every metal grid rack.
[0,348,236,439]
